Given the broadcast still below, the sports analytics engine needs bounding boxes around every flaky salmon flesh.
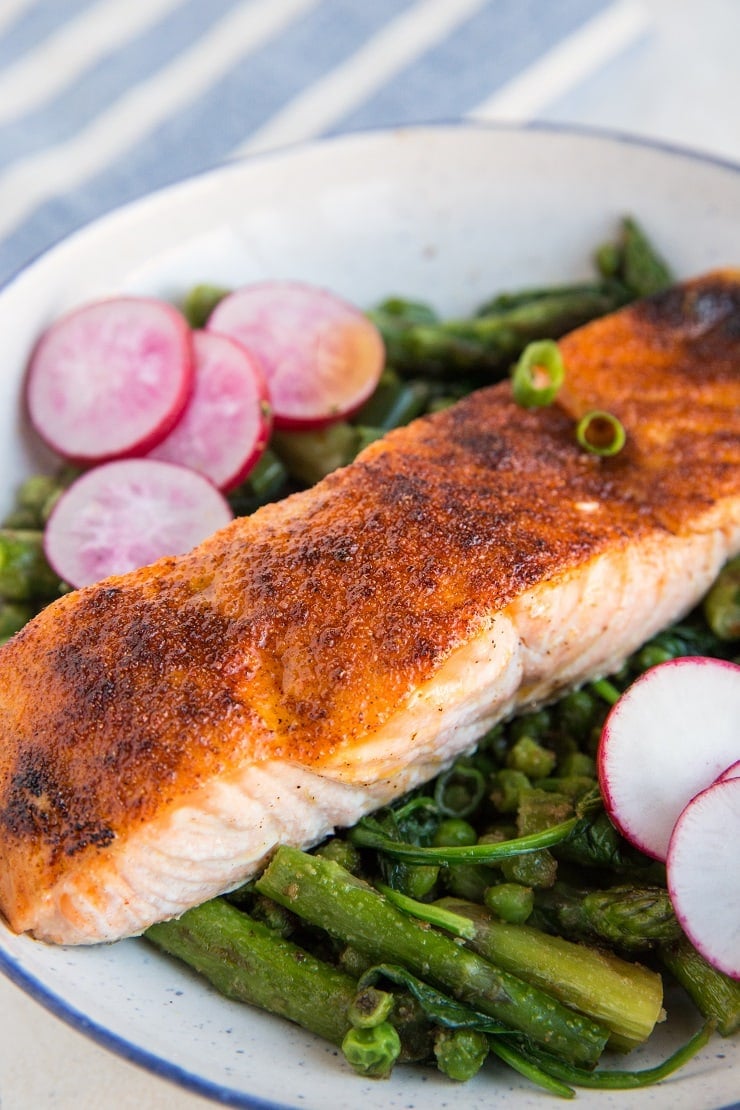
[0,272,738,945]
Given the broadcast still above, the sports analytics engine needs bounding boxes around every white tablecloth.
[0,1,738,1106]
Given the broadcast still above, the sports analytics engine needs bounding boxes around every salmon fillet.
[0,272,738,945]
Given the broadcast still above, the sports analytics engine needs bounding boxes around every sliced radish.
[207,281,385,430]
[597,657,740,861]
[716,760,740,783]
[25,296,194,463]
[43,458,232,588]
[147,330,272,491]
[667,777,740,979]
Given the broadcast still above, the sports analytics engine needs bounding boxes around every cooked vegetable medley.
[2,217,738,1097]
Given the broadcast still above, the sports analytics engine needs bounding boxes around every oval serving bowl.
[0,123,738,1110]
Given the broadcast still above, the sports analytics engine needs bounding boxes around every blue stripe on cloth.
[0,0,246,170]
[326,0,613,133]
[535,32,650,126]
[0,0,419,286]
[0,0,98,70]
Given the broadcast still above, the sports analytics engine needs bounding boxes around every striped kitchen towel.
[0,0,648,288]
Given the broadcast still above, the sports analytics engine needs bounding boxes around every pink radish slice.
[207,281,385,430]
[667,776,740,979]
[716,760,740,782]
[43,459,233,588]
[597,656,740,861]
[147,330,272,491]
[25,297,194,463]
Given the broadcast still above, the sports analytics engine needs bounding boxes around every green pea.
[506,736,557,779]
[434,1027,489,1081]
[483,882,535,924]
[432,818,477,848]
[342,1021,401,1079]
[314,837,362,875]
[489,769,531,813]
[500,848,557,889]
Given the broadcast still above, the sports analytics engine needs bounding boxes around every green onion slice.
[576,410,626,456]
[511,340,565,408]
[433,764,486,818]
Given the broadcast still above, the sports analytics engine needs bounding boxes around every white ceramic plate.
[0,124,738,1110]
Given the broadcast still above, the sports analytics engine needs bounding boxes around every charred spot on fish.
[376,469,430,511]
[360,510,386,534]
[174,685,243,723]
[5,753,62,807]
[291,542,322,568]
[0,747,114,858]
[298,535,361,566]
[330,539,359,562]
[636,280,740,335]
[122,601,236,673]
[442,424,512,470]
[82,586,124,614]
[64,823,115,856]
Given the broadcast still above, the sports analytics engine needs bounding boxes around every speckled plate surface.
[0,124,738,1109]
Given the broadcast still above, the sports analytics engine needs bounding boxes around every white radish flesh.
[147,330,272,491]
[43,459,232,588]
[25,297,194,463]
[207,281,385,430]
[667,777,740,979]
[597,657,740,861]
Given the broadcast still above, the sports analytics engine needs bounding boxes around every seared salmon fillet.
[0,272,738,945]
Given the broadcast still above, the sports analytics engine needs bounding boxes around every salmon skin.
[0,272,738,945]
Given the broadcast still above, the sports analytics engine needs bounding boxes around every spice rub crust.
[0,271,737,934]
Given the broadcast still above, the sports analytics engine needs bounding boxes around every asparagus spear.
[618,217,674,298]
[595,216,673,298]
[146,899,357,1047]
[256,846,609,1067]
[475,280,627,316]
[534,882,681,953]
[147,898,433,1063]
[437,897,664,1048]
[367,286,627,383]
[659,936,740,1036]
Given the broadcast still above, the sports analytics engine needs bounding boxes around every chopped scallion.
[575,410,626,456]
[511,340,565,408]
